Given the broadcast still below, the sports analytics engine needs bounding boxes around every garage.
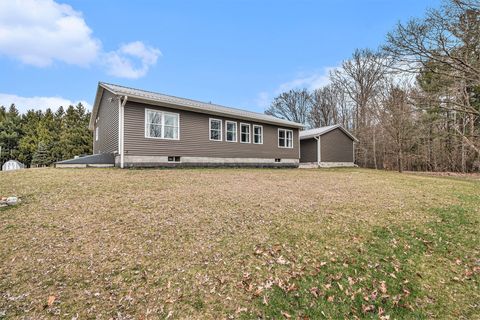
[300,125,358,167]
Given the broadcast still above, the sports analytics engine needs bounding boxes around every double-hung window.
[240,123,250,143]
[278,129,293,148]
[145,109,179,139]
[209,118,222,141]
[253,125,263,144]
[225,121,237,142]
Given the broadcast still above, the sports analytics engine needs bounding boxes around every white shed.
[2,160,25,171]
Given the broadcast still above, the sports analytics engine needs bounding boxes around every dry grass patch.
[0,168,478,319]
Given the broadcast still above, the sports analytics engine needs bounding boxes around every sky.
[0,0,440,114]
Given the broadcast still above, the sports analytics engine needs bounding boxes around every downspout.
[118,95,128,168]
[314,136,321,166]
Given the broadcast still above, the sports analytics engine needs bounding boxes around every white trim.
[299,124,358,142]
[240,123,251,143]
[209,118,223,141]
[278,128,293,148]
[119,95,128,169]
[253,124,263,144]
[225,120,237,143]
[318,136,322,163]
[144,108,180,140]
[353,141,356,164]
[313,136,320,164]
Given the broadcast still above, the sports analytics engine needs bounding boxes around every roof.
[89,82,304,130]
[56,153,115,165]
[299,124,358,142]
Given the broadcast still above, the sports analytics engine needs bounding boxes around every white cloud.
[104,41,161,79]
[0,0,161,78]
[0,93,91,113]
[254,67,336,110]
[276,67,335,94]
[0,0,100,67]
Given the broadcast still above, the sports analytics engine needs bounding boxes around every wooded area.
[266,0,480,172]
[0,104,92,167]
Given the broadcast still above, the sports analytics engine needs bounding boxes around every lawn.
[0,168,478,319]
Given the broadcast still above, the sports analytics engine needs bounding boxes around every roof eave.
[300,125,359,142]
[125,95,304,128]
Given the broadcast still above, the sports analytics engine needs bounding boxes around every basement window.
[168,156,181,162]
[275,158,281,162]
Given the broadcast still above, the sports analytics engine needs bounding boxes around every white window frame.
[240,123,251,143]
[278,128,293,148]
[209,118,223,141]
[145,108,180,140]
[95,126,99,141]
[253,125,263,144]
[225,120,237,143]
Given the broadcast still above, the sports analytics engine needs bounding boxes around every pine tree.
[31,142,50,167]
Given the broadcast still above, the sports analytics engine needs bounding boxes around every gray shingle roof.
[300,124,358,141]
[56,153,115,165]
[95,82,304,128]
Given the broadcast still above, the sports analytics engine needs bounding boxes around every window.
[145,109,179,140]
[253,125,263,144]
[95,126,99,141]
[209,118,222,141]
[278,129,293,148]
[168,156,181,162]
[240,123,250,143]
[225,121,237,142]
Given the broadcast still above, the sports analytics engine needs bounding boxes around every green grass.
[248,202,479,319]
[0,168,479,319]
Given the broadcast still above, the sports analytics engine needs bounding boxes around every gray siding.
[320,128,354,162]
[93,90,118,154]
[300,138,317,163]
[123,102,299,159]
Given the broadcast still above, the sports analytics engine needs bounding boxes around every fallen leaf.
[47,295,56,307]
[281,311,292,318]
[380,281,387,294]
[327,296,334,302]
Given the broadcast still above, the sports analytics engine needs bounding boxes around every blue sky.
[0,0,439,114]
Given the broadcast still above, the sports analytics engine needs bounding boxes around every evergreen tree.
[31,142,50,167]
[0,104,22,164]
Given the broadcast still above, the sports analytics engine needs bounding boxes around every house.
[299,125,358,167]
[2,160,25,171]
[61,82,304,168]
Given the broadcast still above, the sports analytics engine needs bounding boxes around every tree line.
[0,104,92,167]
[266,0,480,172]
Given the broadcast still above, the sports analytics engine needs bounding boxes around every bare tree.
[265,89,312,125]
[309,85,338,128]
[330,49,389,168]
[384,0,480,157]
[377,82,417,172]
